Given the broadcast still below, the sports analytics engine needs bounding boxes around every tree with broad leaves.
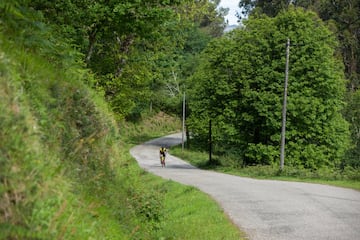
[188,8,350,169]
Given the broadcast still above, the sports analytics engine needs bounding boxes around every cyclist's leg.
[160,156,165,167]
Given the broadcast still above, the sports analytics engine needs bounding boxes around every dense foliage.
[239,0,360,91]
[344,90,360,167]
[238,0,360,174]
[188,8,350,169]
[27,0,227,119]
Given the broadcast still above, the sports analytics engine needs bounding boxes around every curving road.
[130,133,360,240]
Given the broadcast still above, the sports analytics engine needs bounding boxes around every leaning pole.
[280,38,290,171]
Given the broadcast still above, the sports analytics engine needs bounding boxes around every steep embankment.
[0,32,144,238]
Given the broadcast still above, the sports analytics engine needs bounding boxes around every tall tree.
[316,0,360,91]
[343,90,360,167]
[188,8,349,169]
[29,0,184,73]
[238,0,360,166]
[239,0,360,91]
[28,0,226,119]
[239,0,292,17]
[116,0,227,118]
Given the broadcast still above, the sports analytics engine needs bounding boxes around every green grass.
[170,146,360,191]
[129,173,245,240]
[159,181,243,240]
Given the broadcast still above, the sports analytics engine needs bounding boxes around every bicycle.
[160,155,166,167]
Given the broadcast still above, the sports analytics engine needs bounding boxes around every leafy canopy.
[188,8,349,169]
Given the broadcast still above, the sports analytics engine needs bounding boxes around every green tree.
[28,0,226,119]
[343,91,360,167]
[239,0,360,91]
[239,0,292,17]
[188,8,350,169]
[315,0,360,92]
[239,0,360,165]
[27,0,183,118]
[131,0,227,117]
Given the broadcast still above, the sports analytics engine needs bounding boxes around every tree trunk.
[86,28,97,65]
[115,34,135,77]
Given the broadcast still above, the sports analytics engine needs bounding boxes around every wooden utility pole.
[182,92,186,152]
[209,119,212,163]
[280,38,290,171]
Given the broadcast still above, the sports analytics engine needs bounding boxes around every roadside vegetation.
[171,146,360,191]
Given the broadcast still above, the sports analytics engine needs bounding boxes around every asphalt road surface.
[130,133,360,240]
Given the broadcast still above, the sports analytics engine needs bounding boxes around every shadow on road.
[166,163,197,170]
[145,136,183,147]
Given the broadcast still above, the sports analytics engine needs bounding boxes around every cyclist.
[159,146,167,167]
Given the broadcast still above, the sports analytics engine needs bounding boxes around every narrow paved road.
[130,133,360,240]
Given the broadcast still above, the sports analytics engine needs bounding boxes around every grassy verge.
[130,171,245,240]
[160,181,244,239]
[121,115,246,239]
[170,146,360,191]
